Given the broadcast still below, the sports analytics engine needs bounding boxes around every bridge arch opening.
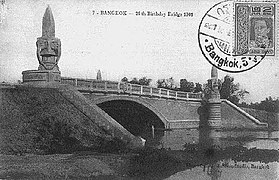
[97,100,165,139]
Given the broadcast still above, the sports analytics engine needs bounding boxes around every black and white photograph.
[0,0,278,179]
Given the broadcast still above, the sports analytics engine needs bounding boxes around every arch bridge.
[61,77,203,132]
[59,77,267,144]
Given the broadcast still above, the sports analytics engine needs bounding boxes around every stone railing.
[61,77,202,101]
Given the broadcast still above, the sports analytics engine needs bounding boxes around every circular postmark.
[198,0,271,73]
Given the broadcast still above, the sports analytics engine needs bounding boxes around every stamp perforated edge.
[233,0,279,59]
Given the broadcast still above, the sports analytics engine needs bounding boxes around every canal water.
[130,128,279,180]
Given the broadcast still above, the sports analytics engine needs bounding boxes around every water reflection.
[130,128,279,180]
[203,162,221,180]
[146,128,278,150]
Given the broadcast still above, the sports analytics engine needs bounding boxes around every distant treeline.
[121,76,202,93]
[121,75,248,104]
[239,97,279,113]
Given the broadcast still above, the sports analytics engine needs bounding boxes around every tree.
[157,79,165,88]
[121,76,152,86]
[219,75,249,104]
[259,97,279,112]
[180,79,195,92]
[157,77,176,90]
[240,96,279,113]
[194,83,203,93]
[121,77,128,83]
[203,75,248,104]
[129,77,139,85]
[138,77,152,86]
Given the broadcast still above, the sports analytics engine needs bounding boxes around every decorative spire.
[36,5,61,71]
[42,5,55,38]
[211,66,218,79]
[96,70,102,81]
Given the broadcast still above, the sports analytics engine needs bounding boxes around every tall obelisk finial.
[22,5,61,84]
[42,5,55,38]
[96,70,102,81]
[209,66,220,98]
[211,66,218,79]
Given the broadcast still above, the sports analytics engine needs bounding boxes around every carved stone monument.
[207,66,222,128]
[22,5,61,84]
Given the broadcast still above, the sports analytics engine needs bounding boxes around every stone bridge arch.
[92,95,168,128]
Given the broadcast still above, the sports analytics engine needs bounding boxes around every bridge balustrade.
[61,78,77,86]
[151,88,159,94]
[77,79,92,88]
[177,92,188,99]
[160,89,168,96]
[188,93,202,99]
[106,81,119,91]
[61,77,202,101]
[93,81,106,90]
[168,90,176,97]
[142,86,151,94]
[129,84,141,93]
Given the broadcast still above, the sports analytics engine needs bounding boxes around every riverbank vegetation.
[239,96,279,113]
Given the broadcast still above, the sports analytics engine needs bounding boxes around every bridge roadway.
[61,77,203,101]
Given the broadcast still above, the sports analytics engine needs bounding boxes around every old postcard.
[0,0,278,179]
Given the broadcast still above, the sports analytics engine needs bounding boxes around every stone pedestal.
[208,98,222,128]
[22,70,61,84]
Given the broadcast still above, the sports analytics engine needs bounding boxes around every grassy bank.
[0,153,136,179]
[241,107,279,130]
[0,86,130,155]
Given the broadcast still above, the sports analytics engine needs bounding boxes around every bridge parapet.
[61,77,203,101]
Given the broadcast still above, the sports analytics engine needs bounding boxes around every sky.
[0,0,278,103]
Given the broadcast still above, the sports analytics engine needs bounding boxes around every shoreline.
[0,152,138,179]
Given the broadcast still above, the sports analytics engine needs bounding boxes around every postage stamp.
[0,0,7,23]
[198,0,278,73]
[235,2,276,56]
